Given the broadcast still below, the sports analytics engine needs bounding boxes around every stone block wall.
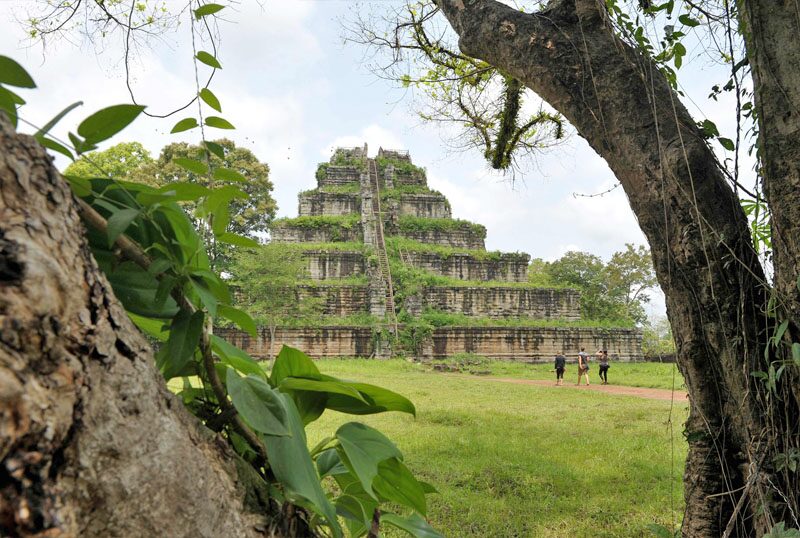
[294,284,369,316]
[303,250,366,280]
[216,326,375,359]
[318,166,362,188]
[393,170,427,187]
[299,192,361,216]
[415,287,581,319]
[404,252,530,282]
[270,223,363,243]
[396,228,485,250]
[394,194,451,219]
[429,327,642,361]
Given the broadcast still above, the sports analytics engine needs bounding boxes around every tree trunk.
[434,0,794,534]
[0,116,287,536]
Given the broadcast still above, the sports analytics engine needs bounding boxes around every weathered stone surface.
[270,223,362,243]
[393,194,451,219]
[294,284,369,316]
[412,286,581,319]
[430,327,642,361]
[395,228,485,249]
[298,192,360,216]
[303,250,366,280]
[318,165,361,188]
[393,169,427,187]
[217,326,375,359]
[404,252,530,282]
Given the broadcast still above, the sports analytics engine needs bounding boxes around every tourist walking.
[576,347,590,386]
[554,352,566,386]
[598,350,610,384]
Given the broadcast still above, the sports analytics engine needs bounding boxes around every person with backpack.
[553,352,567,386]
[597,350,610,384]
[576,347,590,386]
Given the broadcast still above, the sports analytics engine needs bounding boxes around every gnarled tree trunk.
[0,116,287,536]
[435,0,798,535]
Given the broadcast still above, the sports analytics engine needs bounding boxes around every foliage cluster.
[396,215,487,239]
[642,316,677,358]
[1,53,439,538]
[272,214,361,230]
[376,155,425,177]
[301,184,362,196]
[528,245,658,325]
[386,236,525,262]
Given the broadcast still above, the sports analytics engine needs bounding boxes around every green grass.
[306,359,687,537]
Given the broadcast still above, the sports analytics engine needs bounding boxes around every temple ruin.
[219,145,643,361]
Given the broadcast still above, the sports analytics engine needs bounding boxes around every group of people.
[553,347,610,386]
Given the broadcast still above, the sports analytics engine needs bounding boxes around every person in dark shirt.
[597,350,610,384]
[553,352,566,386]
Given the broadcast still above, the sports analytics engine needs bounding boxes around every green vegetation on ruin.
[375,155,425,177]
[295,276,369,286]
[305,359,686,537]
[385,236,526,261]
[407,309,637,329]
[379,184,443,198]
[271,214,360,230]
[262,241,369,253]
[396,215,487,239]
[257,312,381,328]
[300,184,362,196]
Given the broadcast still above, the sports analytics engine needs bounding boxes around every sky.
[0,0,751,319]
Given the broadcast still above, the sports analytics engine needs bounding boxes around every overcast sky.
[1,0,750,319]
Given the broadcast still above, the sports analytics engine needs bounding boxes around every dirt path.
[451,374,688,402]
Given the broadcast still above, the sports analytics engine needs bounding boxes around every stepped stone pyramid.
[220,145,643,361]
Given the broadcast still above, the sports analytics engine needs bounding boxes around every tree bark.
[434,0,792,535]
[0,116,286,536]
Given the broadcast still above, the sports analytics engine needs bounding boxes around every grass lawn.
[306,359,688,537]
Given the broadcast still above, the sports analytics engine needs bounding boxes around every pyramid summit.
[221,144,643,361]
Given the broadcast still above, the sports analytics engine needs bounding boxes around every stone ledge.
[416,286,581,319]
[299,192,361,216]
[404,251,530,282]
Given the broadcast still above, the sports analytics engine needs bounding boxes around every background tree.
[63,141,154,181]
[529,245,656,324]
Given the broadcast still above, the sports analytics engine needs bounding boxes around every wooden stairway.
[367,158,399,335]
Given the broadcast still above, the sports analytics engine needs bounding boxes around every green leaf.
[678,14,700,27]
[213,167,246,182]
[194,3,225,18]
[64,175,91,197]
[160,309,204,379]
[216,232,259,247]
[211,334,264,378]
[106,207,141,246]
[0,56,36,88]
[774,319,789,344]
[196,51,222,69]
[40,137,75,160]
[718,137,735,151]
[279,377,369,403]
[261,393,343,537]
[269,345,321,386]
[156,182,211,201]
[34,101,83,138]
[792,343,800,366]
[325,380,416,416]
[199,88,222,112]
[128,312,169,342]
[205,116,235,129]
[170,117,199,133]
[226,368,289,436]
[335,494,373,537]
[77,104,146,144]
[204,140,225,159]
[0,86,20,128]
[218,305,257,337]
[189,276,219,317]
[382,513,443,538]
[317,448,349,478]
[336,422,403,498]
[701,119,719,137]
[173,157,208,175]
[373,457,427,515]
